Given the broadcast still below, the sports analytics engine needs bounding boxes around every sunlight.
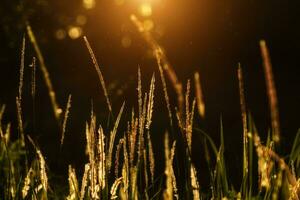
[121,35,132,48]
[139,2,152,17]
[68,26,82,39]
[83,0,95,9]
[143,19,154,31]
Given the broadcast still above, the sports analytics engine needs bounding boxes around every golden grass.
[107,102,125,173]
[1,25,299,200]
[27,24,62,120]
[260,40,280,143]
[67,165,79,200]
[16,97,25,146]
[18,36,25,101]
[80,163,90,200]
[163,132,174,200]
[194,72,205,118]
[156,52,173,126]
[30,57,36,99]
[27,136,48,194]
[61,94,72,146]
[83,36,113,113]
[21,167,33,199]
[238,65,248,177]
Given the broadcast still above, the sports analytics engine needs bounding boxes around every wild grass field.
[0,17,300,200]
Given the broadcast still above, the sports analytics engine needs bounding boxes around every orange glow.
[114,0,125,6]
[143,19,154,31]
[121,36,132,48]
[68,26,82,39]
[139,3,152,17]
[83,0,95,9]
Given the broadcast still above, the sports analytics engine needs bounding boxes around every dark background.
[0,0,299,189]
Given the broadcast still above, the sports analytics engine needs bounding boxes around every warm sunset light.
[83,0,95,9]
[68,26,82,39]
[143,19,154,31]
[114,0,125,6]
[139,2,152,17]
[121,35,132,48]
[1,1,299,200]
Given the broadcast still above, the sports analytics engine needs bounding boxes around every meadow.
[0,16,300,200]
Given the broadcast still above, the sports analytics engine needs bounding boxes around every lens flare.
[114,0,124,6]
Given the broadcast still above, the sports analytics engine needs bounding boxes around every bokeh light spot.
[83,0,95,9]
[55,29,66,40]
[121,36,132,48]
[76,15,87,25]
[139,3,152,17]
[68,26,82,39]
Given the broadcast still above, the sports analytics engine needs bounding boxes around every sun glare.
[139,2,152,17]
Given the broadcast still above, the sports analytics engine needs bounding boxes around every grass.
[0,20,299,200]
